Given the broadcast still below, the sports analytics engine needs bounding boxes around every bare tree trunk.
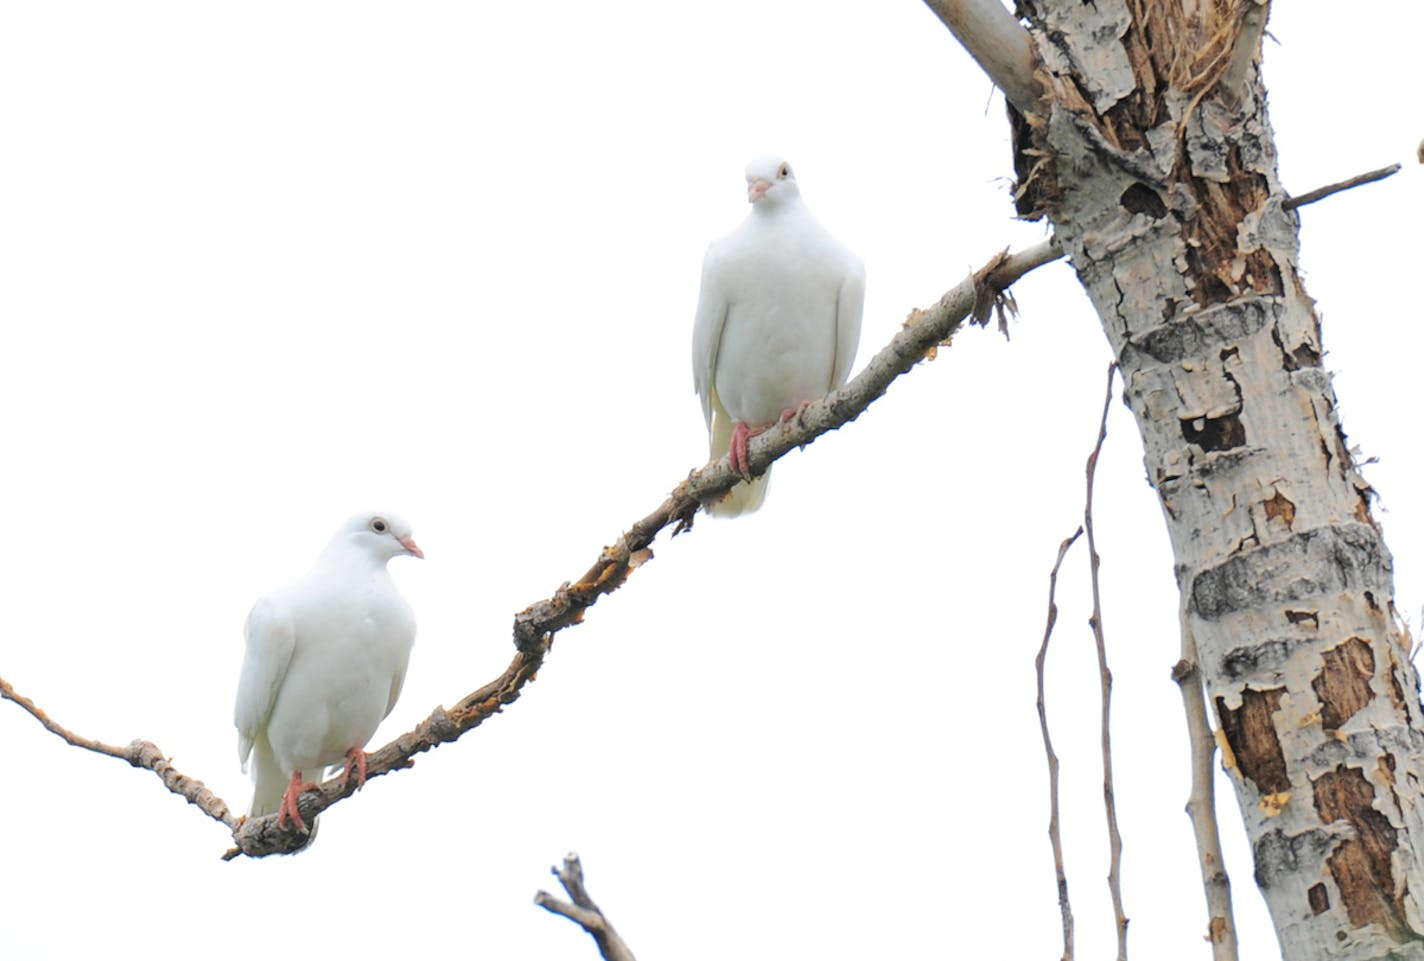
[934,1,1424,957]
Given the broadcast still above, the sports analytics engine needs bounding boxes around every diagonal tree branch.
[508,236,1065,655]
[535,852,637,961]
[2,236,1068,859]
[921,0,1042,115]
[227,648,544,857]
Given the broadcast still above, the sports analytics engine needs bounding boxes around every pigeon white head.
[745,155,799,206]
[332,511,424,561]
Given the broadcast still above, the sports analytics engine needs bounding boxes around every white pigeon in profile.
[234,511,423,833]
[691,156,865,516]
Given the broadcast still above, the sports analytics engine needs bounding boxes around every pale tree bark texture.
[936,1,1424,958]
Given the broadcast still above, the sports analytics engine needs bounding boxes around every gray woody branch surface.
[535,853,637,961]
[922,0,1041,114]
[0,237,1064,859]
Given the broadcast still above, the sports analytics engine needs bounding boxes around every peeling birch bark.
[1010,2,1424,957]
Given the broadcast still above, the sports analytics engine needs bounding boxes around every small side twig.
[1084,362,1128,961]
[1283,163,1402,210]
[1036,527,1084,961]
[1172,621,1240,960]
[535,853,636,961]
[0,674,237,829]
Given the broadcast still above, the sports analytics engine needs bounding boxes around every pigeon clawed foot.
[277,770,320,832]
[729,403,815,477]
[778,400,814,425]
[342,746,369,793]
[728,420,770,478]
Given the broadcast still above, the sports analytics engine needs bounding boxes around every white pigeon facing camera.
[692,155,865,517]
[234,511,423,833]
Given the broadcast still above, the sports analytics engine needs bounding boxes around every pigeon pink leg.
[729,402,813,475]
[728,421,769,478]
[342,746,368,791]
[277,770,319,831]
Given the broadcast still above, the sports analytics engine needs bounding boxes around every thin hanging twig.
[1084,362,1129,961]
[1036,527,1084,961]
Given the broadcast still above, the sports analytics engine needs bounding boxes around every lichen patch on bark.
[1189,525,1389,622]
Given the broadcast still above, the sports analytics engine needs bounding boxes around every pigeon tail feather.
[248,731,289,818]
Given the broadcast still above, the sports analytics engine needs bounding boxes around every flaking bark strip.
[1220,637,1305,682]
[1122,296,1273,366]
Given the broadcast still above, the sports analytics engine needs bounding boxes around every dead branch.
[1283,163,1402,210]
[535,852,637,961]
[1,236,1068,859]
[1172,625,1240,960]
[1036,527,1084,961]
[1083,362,1128,961]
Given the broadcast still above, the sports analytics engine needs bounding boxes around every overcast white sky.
[2,3,1421,959]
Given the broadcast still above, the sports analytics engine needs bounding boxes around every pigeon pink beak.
[747,179,770,203]
[399,536,424,559]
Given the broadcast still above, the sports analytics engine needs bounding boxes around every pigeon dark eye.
[371,518,388,533]
[779,164,789,178]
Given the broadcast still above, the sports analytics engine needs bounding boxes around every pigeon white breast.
[234,511,422,833]
[691,156,865,516]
